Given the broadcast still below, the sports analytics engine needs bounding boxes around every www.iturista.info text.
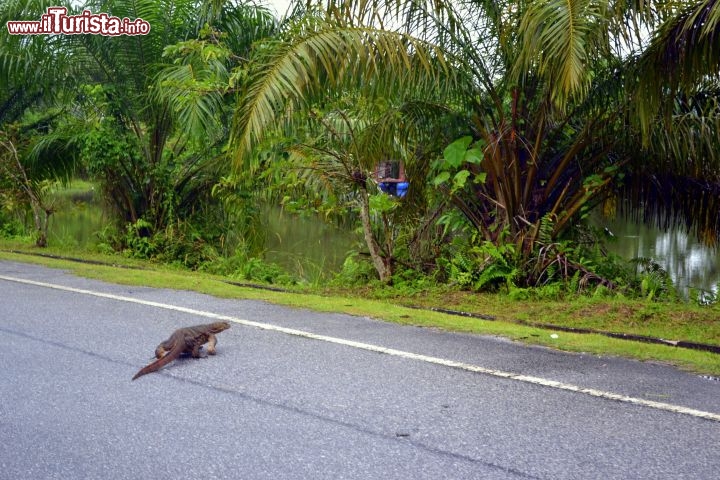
[6,7,150,36]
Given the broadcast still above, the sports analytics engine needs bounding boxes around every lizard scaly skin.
[132,322,230,380]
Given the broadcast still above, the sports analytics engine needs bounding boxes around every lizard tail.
[132,345,183,381]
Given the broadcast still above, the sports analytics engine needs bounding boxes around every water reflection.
[598,217,720,295]
[48,195,359,281]
[48,183,720,294]
[49,198,106,247]
[263,206,360,279]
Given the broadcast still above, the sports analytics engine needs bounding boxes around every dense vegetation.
[1,0,719,302]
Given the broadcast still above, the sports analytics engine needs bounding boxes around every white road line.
[2,273,720,423]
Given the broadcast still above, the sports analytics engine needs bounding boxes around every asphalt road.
[1,259,719,479]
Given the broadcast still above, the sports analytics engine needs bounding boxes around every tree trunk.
[0,136,52,247]
[30,204,51,248]
[358,190,392,283]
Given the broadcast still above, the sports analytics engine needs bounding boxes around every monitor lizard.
[132,321,231,380]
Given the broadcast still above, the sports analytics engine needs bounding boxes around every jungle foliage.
[1,0,719,299]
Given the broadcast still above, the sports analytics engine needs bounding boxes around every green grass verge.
[1,247,719,375]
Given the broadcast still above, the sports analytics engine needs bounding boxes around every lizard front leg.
[205,334,218,355]
[190,342,204,358]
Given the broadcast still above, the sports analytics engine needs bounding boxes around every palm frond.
[154,34,232,143]
[515,0,609,109]
[619,90,720,244]
[230,18,454,170]
[10,110,87,183]
[66,0,197,108]
[1,1,72,111]
[633,0,720,139]
[209,2,278,55]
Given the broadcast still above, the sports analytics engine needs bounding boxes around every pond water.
[47,196,359,280]
[47,191,719,293]
[262,206,360,280]
[596,216,720,297]
[48,202,108,248]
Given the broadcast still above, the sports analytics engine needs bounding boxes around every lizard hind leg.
[155,343,171,359]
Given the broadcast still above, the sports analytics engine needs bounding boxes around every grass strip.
[1,248,719,375]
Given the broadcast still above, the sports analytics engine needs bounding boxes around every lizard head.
[210,321,231,333]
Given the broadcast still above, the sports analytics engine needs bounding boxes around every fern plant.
[446,240,518,291]
[632,257,677,301]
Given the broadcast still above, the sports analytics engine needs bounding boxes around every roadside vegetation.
[1,247,719,375]
[2,1,719,372]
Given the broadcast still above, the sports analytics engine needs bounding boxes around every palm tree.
[276,92,460,281]
[2,0,278,243]
[625,0,720,244]
[0,0,70,125]
[634,0,720,136]
[68,0,277,231]
[230,0,720,283]
[0,0,80,245]
[0,132,57,246]
[231,6,469,281]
